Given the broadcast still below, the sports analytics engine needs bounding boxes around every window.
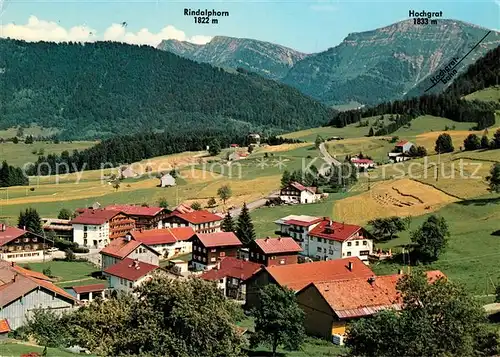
[203,257,207,262]
[270,256,276,260]
[129,282,133,288]
[355,241,359,246]
[347,242,352,247]
[203,248,207,253]
[360,250,370,256]
[329,240,333,245]
[363,241,367,246]
[211,248,216,252]
[250,252,254,257]
[220,251,226,257]
[280,259,285,265]
[219,279,224,283]
[317,247,322,252]
[211,257,216,262]
[329,249,333,255]
[346,252,351,256]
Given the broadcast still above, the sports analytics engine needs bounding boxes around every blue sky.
[1,0,499,52]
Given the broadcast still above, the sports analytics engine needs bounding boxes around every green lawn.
[0,141,96,167]
[0,341,97,357]
[371,194,500,296]
[0,125,60,139]
[22,261,100,287]
[393,115,473,137]
[464,86,500,102]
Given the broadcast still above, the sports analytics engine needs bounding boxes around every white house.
[350,158,375,170]
[100,236,160,271]
[159,173,176,188]
[69,209,120,248]
[0,260,79,330]
[279,182,321,204]
[104,258,161,295]
[306,218,373,263]
[388,140,415,163]
[130,227,195,259]
[274,215,323,244]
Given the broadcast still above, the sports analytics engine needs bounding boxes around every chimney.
[12,273,18,282]
[0,223,5,232]
[398,269,403,275]
[347,261,353,271]
[125,234,131,241]
[368,276,376,285]
[11,261,15,267]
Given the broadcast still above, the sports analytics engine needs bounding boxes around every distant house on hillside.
[159,173,176,188]
[279,181,320,204]
[248,133,261,145]
[119,166,139,179]
[388,140,415,163]
[350,158,375,170]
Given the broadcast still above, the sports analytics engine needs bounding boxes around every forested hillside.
[327,45,500,132]
[0,39,333,140]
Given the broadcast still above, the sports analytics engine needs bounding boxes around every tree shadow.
[457,197,500,207]
[491,230,500,236]
[245,350,286,357]
[487,311,500,324]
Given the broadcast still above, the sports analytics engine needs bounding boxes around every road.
[228,190,280,217]
[318,142,341,175]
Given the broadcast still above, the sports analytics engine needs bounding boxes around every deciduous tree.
[410,215,449,262]
[368,217,406,240]
[435,133,454,153]
[463,134,481,150]
[486,163,500,193]
[217,184,232,205]
[57,208,73,220]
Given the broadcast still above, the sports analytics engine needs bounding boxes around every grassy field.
[22,261,103,288]
[0,341,95,357]
[371,194,500,296]
[0,125,60,139]
[464,86,500,102]
[0,141,96,167]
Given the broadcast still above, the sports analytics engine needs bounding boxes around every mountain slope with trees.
[0,39,333,140]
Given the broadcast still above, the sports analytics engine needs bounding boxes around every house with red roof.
[245,257,374,309]
[307,218,373,263]
[274,215,322,245]
[70,209,135,248]
[0,224,52,263]
[248,237,302,266]
[350,158,375,170]
[190,232,242,271]
[388,140,415,163]
[199,257,261,300]
[0,260,79,330]
[103,258,163,294]
[100,236,160,271]
[163,210,223,234]
[130,227,195,259]
[279,182,321,204]
[296,270,446,344]
[104,204,170,230]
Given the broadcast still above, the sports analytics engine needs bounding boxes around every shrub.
[72,246,90,254]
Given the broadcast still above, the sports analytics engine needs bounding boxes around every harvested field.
[257,143,312,153]
[334,178,458,224]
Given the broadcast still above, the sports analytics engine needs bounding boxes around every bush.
[72,246,90,254]
[54,238,78,251]
[64,249,76,262]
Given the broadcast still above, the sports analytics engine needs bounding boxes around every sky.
[0,0,499,53]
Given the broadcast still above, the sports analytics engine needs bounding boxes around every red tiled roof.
[195,232,242,248]
[131,227,195,245]
[0,226,27,247]
[105,204,165,217]
[100,237,148,259]
[70,209,122,225]
[72,283,106,294]
[104,258,159,281]
[351,159,374,164]
[172,204,194,214]
[172,210,223,225]
[395,140,409,147]
[0,319,11,334]
[13,265,54,282]
[260,257,374,291]
[309,219,362,242]
[254,237,302,254]
[200,257,261,281]
[287,181,316,194]
[283,218,322,227]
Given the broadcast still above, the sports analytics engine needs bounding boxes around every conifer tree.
[236,203,256,246]
[18,208,43,235]
[221,212,235,233]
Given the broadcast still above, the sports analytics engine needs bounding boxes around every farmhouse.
[190,232,242,271]
[248,237,302,266]
[119,165,139,179]
[0,260,79,330]
[307,218,373,263]
[199,257,261,300]
[104,258,162,295]
[245,257,374,309]
[71,209,135,248]
[100,236,160,271]
[130,227,195,259]
[159,173,176,187]
[279,182,320,204]
[42,218,73,241]
[104,204,170,230]
[274,215,322,244]
[163,210,223,233]
[350,158,375,170]
[296,270,446,345]
[388,140,415,163]
[0,224,52,262]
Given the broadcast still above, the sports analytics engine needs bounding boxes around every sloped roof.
[0,319,11,334]
[105,204,165,217]
[104,258,159,281]
[72,283,106,294]
[288,181,316,194]
[200,257,261,281]
[309,219,363,242]
[171,210,223,224]
[260,257,374,291]
[100,237,158,259]
[195,232,242,248]
[0,226,28,247]
[254,237,302,254]
[70,209,122,225]
[171,203,194,214]
[395,140,409,147]
[131,227,195,245]
[276,215,322,227]
[0,260,77,307]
